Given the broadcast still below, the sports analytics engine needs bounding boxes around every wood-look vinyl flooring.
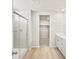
[22,46,65,59]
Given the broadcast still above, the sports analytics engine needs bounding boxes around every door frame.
[37,12,51,47]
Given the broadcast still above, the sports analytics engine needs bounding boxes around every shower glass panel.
[13,12,28,48]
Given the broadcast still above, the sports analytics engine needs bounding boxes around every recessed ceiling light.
[61,9,65,12]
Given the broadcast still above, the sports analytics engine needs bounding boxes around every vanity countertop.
[56,33,66,39]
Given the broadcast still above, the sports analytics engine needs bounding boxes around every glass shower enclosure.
[12,11,29,59]
[13,11,28,48]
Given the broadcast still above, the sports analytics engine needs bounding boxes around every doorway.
[39,15,50,46]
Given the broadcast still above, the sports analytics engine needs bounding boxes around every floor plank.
[22,46,65,59]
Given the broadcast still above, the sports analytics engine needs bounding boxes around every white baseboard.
[30,45,57,48]
[49,45,57,48]
[31,46,40,48]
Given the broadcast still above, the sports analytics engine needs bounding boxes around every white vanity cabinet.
[56,33,66,57]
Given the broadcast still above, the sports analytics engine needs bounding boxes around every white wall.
[49,13,56,47]
[31,11,39,47]
[54,12,66,34]
[31,11,56,47]
[13,0,65,12]
[52,12,66,46]
[31,11,66,47]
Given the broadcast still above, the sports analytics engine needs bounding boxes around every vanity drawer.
[56,35,66,57]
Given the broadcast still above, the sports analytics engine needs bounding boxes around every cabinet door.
[56,36,61,48]
[60,39,66,57]
[56,36,66,57]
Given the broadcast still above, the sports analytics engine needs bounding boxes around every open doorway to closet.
[39,15,50,46]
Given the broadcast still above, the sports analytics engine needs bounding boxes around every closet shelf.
[40,25,49,27]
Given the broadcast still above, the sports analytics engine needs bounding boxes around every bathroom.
[12,0,66,59]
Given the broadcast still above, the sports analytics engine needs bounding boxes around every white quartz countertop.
[56,33,66,39]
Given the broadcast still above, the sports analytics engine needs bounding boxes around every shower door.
[13,13,28,48]
[19,16,28,48]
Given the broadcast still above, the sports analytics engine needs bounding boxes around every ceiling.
[13,0,66,12]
